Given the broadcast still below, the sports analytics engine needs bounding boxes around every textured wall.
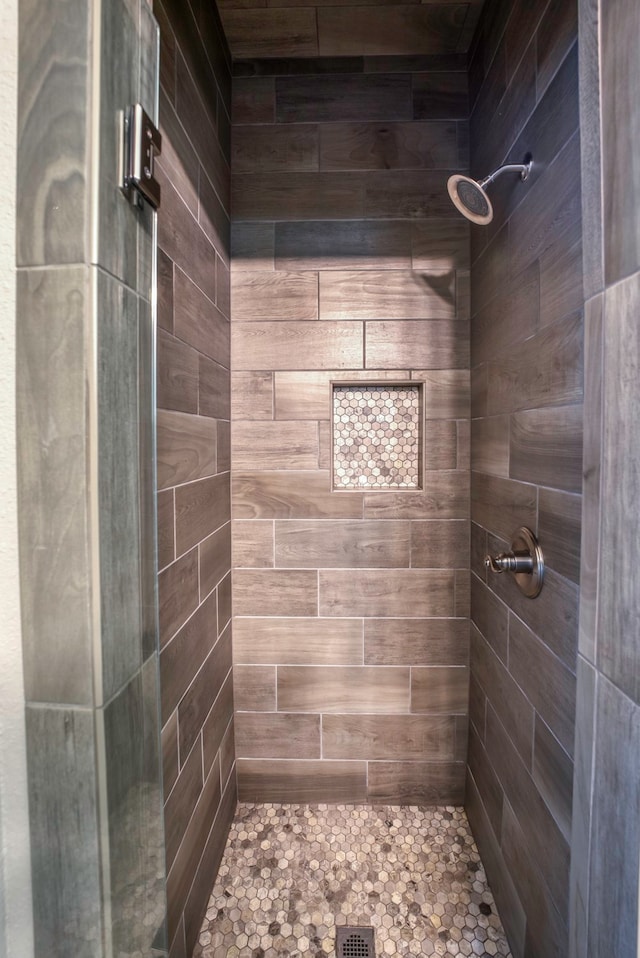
[0,0,33,954]
[230,55,471,805]
[466,1,581,956]
[570,0,640,954]
[153,0,235,954]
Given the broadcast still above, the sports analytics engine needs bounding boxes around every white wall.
[0,0,35,952]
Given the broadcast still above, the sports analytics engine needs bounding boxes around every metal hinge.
[120,103,162,210]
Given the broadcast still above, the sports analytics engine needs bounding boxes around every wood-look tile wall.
[230,56,471,806]
[467,2,580,957]
[154,2,235,955]
[570,0,640,954]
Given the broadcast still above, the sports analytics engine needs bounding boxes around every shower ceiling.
[217,0,486,60]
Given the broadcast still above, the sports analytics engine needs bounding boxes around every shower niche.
[331,382,423,491]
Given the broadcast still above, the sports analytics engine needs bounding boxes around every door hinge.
[120,103,162,210]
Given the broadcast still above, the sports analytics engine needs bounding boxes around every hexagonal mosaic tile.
[333,385,421,490]
[194,804,512,958]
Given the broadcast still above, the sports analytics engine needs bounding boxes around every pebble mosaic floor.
[194,804,512,958]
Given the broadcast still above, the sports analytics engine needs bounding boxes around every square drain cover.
[336,926,376,958]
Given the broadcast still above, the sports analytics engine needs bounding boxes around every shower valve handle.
[484,551,533,574]
[484,527,544,599]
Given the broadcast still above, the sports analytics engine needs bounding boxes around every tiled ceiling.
[217,1,485,60]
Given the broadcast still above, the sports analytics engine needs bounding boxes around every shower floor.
[194,803,512,958]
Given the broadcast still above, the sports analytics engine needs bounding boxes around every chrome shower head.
[447,158,533,225]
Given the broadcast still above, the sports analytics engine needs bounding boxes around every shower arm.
[478,161,532,189]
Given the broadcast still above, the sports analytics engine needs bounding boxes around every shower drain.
[336,926,376,958]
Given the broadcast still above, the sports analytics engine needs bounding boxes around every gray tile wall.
[16,0,167,953]
[467,1,581,956]
[570,0,640,946]
[152,0,235,954]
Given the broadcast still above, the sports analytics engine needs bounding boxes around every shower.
[447,157,533,224]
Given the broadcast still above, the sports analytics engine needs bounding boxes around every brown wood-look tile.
[173,267,229,367]
[232,124,319,173]
[219,720,235,790]
[410,666,469,713]
[533,714,573,842]
[237,759,367,803]
[159,180,217,306]
[366,320,468,369]
[275,519,411,569]
[471,574,508,663]
[222,8,317,59]
[316,6,466,58]
[320,121,459,172]
[217,420,231,473]
[470,624,534,768]
[199,171,231,260]
[199,356,230,421]
[162,710,179,797]
[233,519,274,568]
[178,626,232,758]
[457,418,470,470]
[538,488,581,584]
[471,472,536,543]
[218,571,233,637]
[157,410,217,491]
[467,723,503,838]
[320,270,455,321]
[232,270,318,322]
[471,416,509,477]
[161,592,217,723]
[410,519,468,569]
[500,802,569,958]
[233,421,319,470]
[322,713,457,761]
[234,569,318,616]
[424,420,458,470]
[233,470,363,520]
[159,547,199,648]
[158,88,199,219]
[233,616,363,665]
[232,77,275,124]
[157,489,175,571]
[485,703,570,919]
[364,471,469,520]
[232,172,364,221]
[455,569,470,617]
[236,712,321,759]
[471,261,539,366]
[539,221,583,330]
[165,757,222,942]
[233,665,276,711]
[202,672,234,775]
[368,760,465,804]
[510,133,581,280]
[319,569,455,617]
[509,615,576,757]
[231,222,275,271]
[277,665,409,713]
[509,405,583,494]
[364,171,460,218]
[488,562,578,673]
[536,1,577,99]
[275,220,412,272]
[417,369,469,419]
[274,371,330,421]
[364,618,468,667]
[200,521,232,597]
[276,74,411,123]
[470,521,487,582]
[232,321,363,370]
[158,247,174,334]
[175,473,231,555]
[231,371,273,421]
[411,220,470,271]
[164,739,204,871]
[412,71,468,119]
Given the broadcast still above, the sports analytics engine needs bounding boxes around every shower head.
[447,158,533,225]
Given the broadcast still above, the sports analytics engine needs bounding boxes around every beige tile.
[233,617,362,665]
